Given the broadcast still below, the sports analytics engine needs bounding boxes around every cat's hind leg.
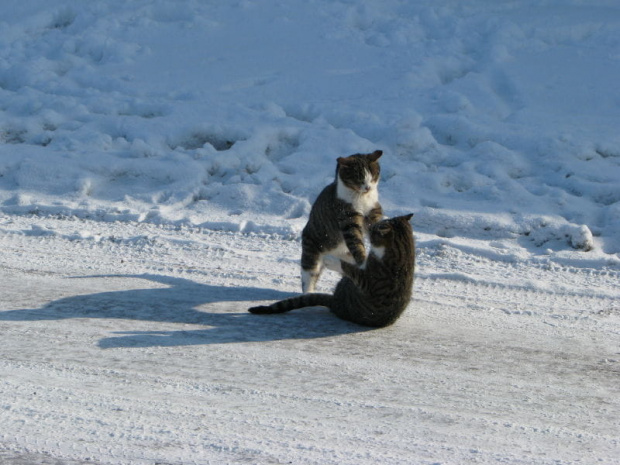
[301,268,322,293]
[301,247,323,293]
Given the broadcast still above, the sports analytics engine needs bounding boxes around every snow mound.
[1,0,620,267]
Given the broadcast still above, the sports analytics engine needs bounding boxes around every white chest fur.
[336,174,379,215]
[370,245,385,259]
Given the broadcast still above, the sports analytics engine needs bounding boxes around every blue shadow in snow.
[0,274,369,348]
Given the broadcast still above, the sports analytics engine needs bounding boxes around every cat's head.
[370,214,414,248]
[336,150,382,194]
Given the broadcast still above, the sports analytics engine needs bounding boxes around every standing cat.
[250,214,415,328]
[300,150,383,293]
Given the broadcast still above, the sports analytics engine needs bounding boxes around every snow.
[0,0,619,464]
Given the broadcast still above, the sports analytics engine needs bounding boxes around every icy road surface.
[1,215,618,465]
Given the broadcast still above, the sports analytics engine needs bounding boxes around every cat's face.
[370,214,414,248]
[337,150,382,194]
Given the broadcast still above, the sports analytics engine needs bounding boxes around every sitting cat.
[300,150,383,293]
[249,214,415,328]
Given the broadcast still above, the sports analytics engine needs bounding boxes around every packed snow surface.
[1,0,619,464]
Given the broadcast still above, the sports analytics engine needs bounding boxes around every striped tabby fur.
[249,214,415,328]
[300,150,383,293]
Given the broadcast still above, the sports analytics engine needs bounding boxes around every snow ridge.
[1,0,619,265]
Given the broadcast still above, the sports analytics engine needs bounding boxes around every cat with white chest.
[300,150,383,293]
[250,214,415,327]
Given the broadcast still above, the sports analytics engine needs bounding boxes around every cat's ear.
[368,150,383,162]
[402,213,414,222]
[337,156,352,166]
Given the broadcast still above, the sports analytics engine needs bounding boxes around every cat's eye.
[376,224,392,235]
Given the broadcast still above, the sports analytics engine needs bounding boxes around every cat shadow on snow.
[0,274,369,349]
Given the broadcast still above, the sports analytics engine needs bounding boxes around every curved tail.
[248,293,333,314]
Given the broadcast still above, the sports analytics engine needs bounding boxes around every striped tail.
[248,293,333,314]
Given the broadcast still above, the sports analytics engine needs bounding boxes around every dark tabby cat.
[300,150,383,293]
[249,214,415,328]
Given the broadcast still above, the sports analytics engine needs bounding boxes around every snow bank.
[1,0,619,266]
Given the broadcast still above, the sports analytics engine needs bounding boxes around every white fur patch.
[322,254,343,274]
[336,171,379,215]
[323,241,354,261]
[370,246,385,260]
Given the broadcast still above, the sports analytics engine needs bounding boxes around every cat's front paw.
[322,255,343,274]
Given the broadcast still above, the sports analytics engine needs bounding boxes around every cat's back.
[309,181,337,215]
[332,216,415,327]
[334,263,412,327]
[302,182,342,237]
